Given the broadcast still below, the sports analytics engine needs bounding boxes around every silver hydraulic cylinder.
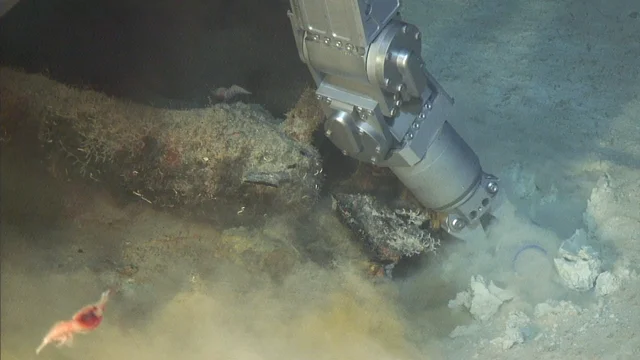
[287,0,502,240]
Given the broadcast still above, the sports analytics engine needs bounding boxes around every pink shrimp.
[36,289,111,355]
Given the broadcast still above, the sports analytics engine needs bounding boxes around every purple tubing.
[512,244,548,273]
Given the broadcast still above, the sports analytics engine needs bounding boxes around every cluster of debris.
[332,193,443,275]
[445,174,637,354]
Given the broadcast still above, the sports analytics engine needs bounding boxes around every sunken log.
[0,67,323,221]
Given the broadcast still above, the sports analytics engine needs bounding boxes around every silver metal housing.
[288,0,503,239]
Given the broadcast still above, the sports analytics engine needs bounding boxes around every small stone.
[469,278,503,321]
[595,271,620,296]
[449,324,480,338]
[449,276,515,322]
[448,290,472,309]
[490,311,532,350]
[534,300,581,318]
[553,229,602,291]
[117,264,139,277]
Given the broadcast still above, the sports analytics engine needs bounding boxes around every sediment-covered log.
[0,67,323,219]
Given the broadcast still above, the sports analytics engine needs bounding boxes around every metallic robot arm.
[287,0,503,241]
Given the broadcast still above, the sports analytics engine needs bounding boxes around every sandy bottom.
[0,140,435,360]
[2,125,639,360]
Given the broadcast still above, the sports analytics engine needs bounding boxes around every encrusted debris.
[332,193,441,263]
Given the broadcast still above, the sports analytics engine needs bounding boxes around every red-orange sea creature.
[35,289,111,355]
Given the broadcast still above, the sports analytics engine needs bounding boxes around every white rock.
[595,271,620,296]
[469,286,503,321]
[450,275,515,322]
[448,290,472,309]
[534,300,581,318]
[449,324,480,338]
[490,311,531,350]
[553,229,602,291]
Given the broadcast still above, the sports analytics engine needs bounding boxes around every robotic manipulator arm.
[287,0,503,241]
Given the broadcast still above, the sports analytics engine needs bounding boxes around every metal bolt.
[426,103,432,110]
[335,41,343,48]
[486,181,499,194]
[396,83,406,93]
[324,37,331,45]
[325,130,332,137]
[401,25,408,33]
[395,99,402,107]
[346,43,354,51]
[407,133,414,140]
[419,112,426,119]
[370,156,376,163]
[449,217,466,231]
[384,78,390,86]
[415,32,421,40]
[412,122,420,129]
[375,145,381,153]
[325,98,332,104]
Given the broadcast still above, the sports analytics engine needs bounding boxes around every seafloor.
[1,0,639,359]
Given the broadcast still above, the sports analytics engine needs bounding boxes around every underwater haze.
[2,0,640,359]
